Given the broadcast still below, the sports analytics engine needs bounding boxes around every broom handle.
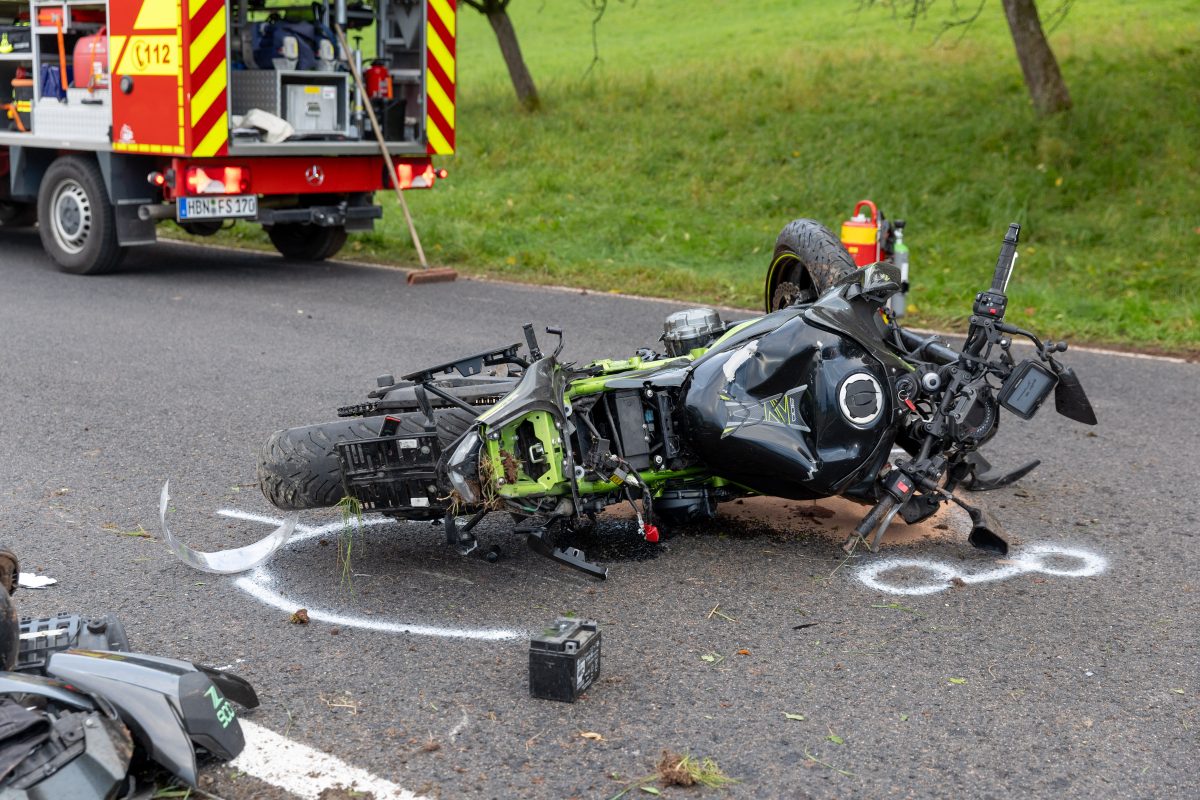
[55,19,67,97]
[335,24,428,269]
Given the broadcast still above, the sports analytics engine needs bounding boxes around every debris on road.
[529,618,601,703]
[159,481,297,574]
[706,603,737,623]
[16,574,56,590]
[657,750,738,789]
[0,548,259,796]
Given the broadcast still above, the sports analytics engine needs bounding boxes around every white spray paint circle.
[855,543,1108,596]
[218,509,524,641]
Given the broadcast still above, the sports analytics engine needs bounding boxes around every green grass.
[218,0,1200,353]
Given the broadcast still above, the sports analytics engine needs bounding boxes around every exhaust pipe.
[138,203,176,221]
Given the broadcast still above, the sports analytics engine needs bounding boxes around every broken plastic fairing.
[159,481,297,574]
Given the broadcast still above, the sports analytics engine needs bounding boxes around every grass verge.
[195,0,1200,354]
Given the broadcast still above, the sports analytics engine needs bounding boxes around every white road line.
[234,720,427,800]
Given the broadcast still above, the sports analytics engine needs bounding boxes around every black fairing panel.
[684,314,894,500]
[803,264,913,375]
[45,651,251,787]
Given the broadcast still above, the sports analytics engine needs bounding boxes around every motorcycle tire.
[764,218,857,311]
[257,408,478,511]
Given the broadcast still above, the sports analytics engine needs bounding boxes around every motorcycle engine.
[663,308,723,357]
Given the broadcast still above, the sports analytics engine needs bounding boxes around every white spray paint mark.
[234,720,428,800]
[855,543,1108,596]
[447,709,470,740]
[217,509,524,642]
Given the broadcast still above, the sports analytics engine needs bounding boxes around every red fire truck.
[0,0,455,273]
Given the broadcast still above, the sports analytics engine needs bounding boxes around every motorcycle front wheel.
[764,218,857,311]
[257,408,478,511]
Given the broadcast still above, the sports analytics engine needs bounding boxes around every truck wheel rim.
[49,180,91,255]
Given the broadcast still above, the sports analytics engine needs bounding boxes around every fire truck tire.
[257,408,477,511]
[266,223,348,261]
[0,202,37,228]
[37,156,124,275]
[765,218,856,311]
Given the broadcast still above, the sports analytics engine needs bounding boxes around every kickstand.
[524,525,608,580]
[961,452,1040,492]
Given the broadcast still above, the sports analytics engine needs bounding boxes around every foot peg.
[961,452,1040,492]
[525,528,608,580]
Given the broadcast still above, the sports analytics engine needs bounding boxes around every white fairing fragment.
[159,481,298,574]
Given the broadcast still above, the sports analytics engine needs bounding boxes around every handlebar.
[897,328,960,366]
[991,223,1021,294]
[853,494,898,539]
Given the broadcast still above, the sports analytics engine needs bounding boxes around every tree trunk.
[1001,0,1072,115]
[487,8,540,111]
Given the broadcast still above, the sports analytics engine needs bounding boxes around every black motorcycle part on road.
[258,408,477,511]
[0,692,132,800]
[684,310,896,501]
[15,614,130,675]
[45,650,257,788]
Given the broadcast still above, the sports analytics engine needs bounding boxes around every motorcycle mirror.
[966,506,1009,555]
[1053,366,1097,425]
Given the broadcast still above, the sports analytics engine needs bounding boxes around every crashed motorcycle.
[257,220,1096,579]
[0,549,258,798]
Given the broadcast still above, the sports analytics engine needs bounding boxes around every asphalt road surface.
[1,232,1197,800]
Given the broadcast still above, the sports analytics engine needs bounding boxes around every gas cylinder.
[365,60,393,100]
[73,28,107,90]
[841,200,881,267]
[890,220,909,317]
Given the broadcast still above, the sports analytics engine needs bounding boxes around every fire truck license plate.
[178,196,258,221]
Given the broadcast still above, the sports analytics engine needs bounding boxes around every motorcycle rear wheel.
[764,218,857,311]
[257,408,478,511]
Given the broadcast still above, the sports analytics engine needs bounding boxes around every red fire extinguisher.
[841,199,882,267]
[365,60,393,100]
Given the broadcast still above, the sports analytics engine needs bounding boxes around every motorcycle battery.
[529,618,601,703]
[15,613,130,674]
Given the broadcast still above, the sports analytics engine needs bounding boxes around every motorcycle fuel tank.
[684,313,894,500]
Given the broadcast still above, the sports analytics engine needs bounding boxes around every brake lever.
[546,326,565,359]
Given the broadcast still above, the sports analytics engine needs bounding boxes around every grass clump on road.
[219,0,1200,353]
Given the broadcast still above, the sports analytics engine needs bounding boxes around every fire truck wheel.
[765,218,856,311]
[257,408,477,511]
[37,156,124,275]
[0,201,37,228]
[266,223,348,261]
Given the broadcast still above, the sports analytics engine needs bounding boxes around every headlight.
[447,431,483,505]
